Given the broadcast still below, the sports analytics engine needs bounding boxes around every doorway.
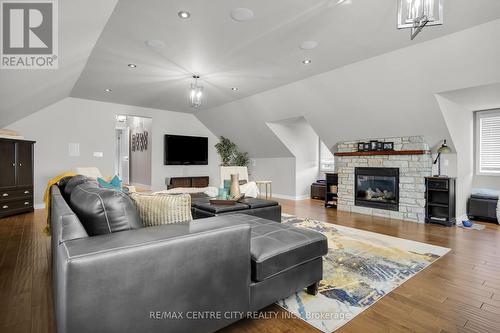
[115,115,152,188]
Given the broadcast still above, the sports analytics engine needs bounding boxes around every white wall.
[437,84,500,207]
[267,117,319,199]
[7,97,220,205]
[435,95,474,219]
[248,157,296,198]
[473,175,500,189]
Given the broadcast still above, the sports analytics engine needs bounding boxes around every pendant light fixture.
[397,0,443,40]
[189,75,203,108]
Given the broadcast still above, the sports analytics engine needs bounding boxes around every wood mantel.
[334,150,429,157]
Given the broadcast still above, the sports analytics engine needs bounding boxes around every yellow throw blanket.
[43,171,76,234]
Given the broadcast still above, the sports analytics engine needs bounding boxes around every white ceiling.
[0,0,118,128]
[70,0,500,113]
[197,19,500,157]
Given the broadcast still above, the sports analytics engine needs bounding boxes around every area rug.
[277,214,450,332]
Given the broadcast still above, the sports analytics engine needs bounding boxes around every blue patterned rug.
[278,214,450,332]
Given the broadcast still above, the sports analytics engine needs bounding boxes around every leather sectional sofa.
[51,177,328,333]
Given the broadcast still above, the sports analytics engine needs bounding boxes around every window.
[476,110,500,175]
[320,140,335,172]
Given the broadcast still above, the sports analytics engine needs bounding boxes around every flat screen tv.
[164,134,208,165]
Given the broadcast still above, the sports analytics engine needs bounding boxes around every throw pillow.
[70,183,142,236]
[129,193,193,227]
[63,175,90,200]
[97,175,122,190]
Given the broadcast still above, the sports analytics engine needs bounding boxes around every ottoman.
[192,198,282,222]
[228,214,328,311]
[467,188,499,223]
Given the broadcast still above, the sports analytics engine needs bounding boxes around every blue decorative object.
[462,220,473,228]
[223,179,231,190]
[97,175,122,190]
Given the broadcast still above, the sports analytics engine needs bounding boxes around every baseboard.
[270,193,310,201]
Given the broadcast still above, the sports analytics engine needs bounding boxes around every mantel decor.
[356,140,394,152]
[335,150,428,157]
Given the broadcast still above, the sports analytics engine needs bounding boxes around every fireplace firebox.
[355,167,399,211]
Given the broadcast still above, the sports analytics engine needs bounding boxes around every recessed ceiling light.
[128,63,137,68]
[145,39,165,49]
[178,11,190,19]
[230,8,254,22]
[231,87,239,91]
[104,88,112,92]
[302,59,312,65]
[300,41,319,50]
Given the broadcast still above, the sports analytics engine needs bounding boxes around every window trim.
[475,109,500,177]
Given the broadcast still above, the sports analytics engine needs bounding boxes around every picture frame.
[363,143,370,151]
[383,142,394,150]
[357,142,365,151]
[369,140,378,151]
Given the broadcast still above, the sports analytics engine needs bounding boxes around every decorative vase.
[229,174,241,199]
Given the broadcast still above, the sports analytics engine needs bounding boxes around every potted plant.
[214,136,237,166]
[232,150,250,167]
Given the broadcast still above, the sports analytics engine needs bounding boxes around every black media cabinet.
[425,177,456,227]
[325,173,338,208]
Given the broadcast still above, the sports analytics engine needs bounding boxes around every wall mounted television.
[164,134,208,165]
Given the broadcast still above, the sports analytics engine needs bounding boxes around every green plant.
[232,150,250,167]
[214,136,251,167]
[214,136,237,166]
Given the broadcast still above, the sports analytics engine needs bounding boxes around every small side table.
[256,180,272,199]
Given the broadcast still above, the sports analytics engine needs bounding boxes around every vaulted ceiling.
[70,0,500,112]
[2,0,500,157]
[0,0,118,128]
[197,18,500,157]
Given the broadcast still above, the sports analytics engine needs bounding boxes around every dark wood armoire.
[0,138,36,218]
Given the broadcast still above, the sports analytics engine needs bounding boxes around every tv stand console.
[166,176,209,189]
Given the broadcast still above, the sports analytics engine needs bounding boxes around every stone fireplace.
[355,167,399,211]
[335,136,432,223]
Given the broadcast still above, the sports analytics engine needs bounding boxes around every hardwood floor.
[1,200,499,332]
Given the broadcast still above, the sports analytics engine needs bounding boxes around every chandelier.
[189,75,203,108]
[397,0,443,40]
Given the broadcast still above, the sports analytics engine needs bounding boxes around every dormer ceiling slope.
[0,0,119,128]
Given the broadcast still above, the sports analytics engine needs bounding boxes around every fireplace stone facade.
[335,136,432,223]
